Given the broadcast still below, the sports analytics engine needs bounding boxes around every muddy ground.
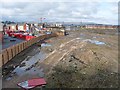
[2,28,119,88]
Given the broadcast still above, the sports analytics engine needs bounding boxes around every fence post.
[2,49,9,65]
[11,45,16,58]
[0,53,2,67]
[6,47,13,61]
[15,44,19,55]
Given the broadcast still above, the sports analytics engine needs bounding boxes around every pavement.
[2,35,25,50]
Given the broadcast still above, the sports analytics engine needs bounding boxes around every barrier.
[7,47,13,61]
[1,33,57,67]
[15,44,19,55]
[11,46,16,58]
[0,53,2,67]
[24,41,28,48]
[23,42,26,50]
[18,43,22,53]
[21,42,24,51]
[2,49,9,65]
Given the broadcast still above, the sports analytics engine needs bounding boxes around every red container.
[25,35,35,41]
[16,33,22,38]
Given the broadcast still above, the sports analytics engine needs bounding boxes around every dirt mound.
[46,43,118,88]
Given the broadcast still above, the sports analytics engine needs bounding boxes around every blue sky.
[0,0,119,25]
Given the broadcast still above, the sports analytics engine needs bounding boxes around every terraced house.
[85,24,117,29]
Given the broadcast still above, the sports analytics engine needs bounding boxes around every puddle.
[80,33,85,36]
[41,43,52,47]
[3,35,25,50]
[80,33,86,37]
[27,67,44,77]
[80,33,88,39]
[11,51,46,77]
[92,36,97,39]
[84,39,106,45]
[46,32,52,35]
[6,76,12,81]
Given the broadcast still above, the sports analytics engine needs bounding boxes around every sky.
[0,0,119,25]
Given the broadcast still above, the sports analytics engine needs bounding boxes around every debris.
[19,62,26,67]
[37,43,41,47]
[48,48,53,52]
[69,59,72,62]
[17,78,46,89]
[71,55,79,60]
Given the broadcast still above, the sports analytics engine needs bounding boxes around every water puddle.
[80,33,88,39]
[6,77,12,81]
[46,32,52,35]
[5,41,51,81]
[84,39,106,45]
[92,36,97,39]
[12,52,46,76]
[41,43,52,47]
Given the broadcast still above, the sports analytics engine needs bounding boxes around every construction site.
[0,22,119,88]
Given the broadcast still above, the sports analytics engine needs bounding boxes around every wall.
[18,26,24,31]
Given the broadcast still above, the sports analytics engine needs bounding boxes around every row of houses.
[3,23,32,31]
[47,23,64,28]
[82,24,118,29]
[2,23,119,33]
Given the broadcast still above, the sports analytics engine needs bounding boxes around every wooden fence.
[0,33,57,67]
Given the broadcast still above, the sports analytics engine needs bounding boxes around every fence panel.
[2,49,9,64]
[33,37,37,44]
[27,41,30,47]
[11,45,16,58]
[0,53,2,67]
[7,47,13,61]
[25,41,27,49]
[42,35,45,40]
[36,37,40,42]
[23,42,26,50]
[18,43,22,53]
[15,44,19,55]
[21,42,24,51]
[29,39,33,46]
[25,41,28,48]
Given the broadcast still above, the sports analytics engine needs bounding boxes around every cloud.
[0,1,118,25]
[1,0,119,2]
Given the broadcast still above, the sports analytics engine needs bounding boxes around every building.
[18,23,29,31]
[85,24,117,29]
[5,23,30,31]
